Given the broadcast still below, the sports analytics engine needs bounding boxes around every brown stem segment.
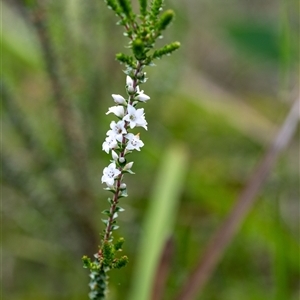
[175,98,299,300]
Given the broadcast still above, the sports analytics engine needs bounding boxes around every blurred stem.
[20,1,98,254]
[151,237,175,300]
[279,0,291,99]
[1,151,51,216]
[2,80,55,172]
[175,98,300,300]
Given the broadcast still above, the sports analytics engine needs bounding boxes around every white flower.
[126,76,135,93]
[135,87,150,102]
[106,106,125,118]
[112,94,126,105]
[106,120,127,142]
[125,133,144,151]
[123,104,147,130]
[102,135,118,154]
[101,162,121,186]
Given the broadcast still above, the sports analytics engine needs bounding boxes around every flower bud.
[112,150,118,161]
[126,76,135,94]
[124,161,134,171]
[112,94,126,105]
[120,183,127,190]
[119,157,125,163]
[137,72,144,79]
[135,92,150,102]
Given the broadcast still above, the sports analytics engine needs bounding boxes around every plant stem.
[102,61,144,245]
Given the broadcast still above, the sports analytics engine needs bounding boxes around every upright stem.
[102,61,144,245]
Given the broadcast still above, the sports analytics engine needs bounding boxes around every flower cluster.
[101,75,150,188]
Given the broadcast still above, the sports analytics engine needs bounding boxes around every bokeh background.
[2,0,299,299]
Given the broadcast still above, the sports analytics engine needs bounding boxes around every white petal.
[124,161,134,170]
[112,94,126,105]
[126,76,134,87]
[106,106,125,118]
[136,93,150,102]
[112,150,118,161]
[125,133,134,140]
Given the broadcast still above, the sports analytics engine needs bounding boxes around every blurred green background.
[2,0,299,299]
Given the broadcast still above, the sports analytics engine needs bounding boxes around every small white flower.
[125,133,144,151]
[106,106,125,118]
[123,104,147,130]
[135,87,150,102]
[112,94,126,105]
[102,135,118,154]
[119,157,125,163]
[107,120,127,142]
[126,76,135,94]
[101,162,121,186]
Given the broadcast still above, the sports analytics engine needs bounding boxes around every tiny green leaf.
[102,219,109,225]
[152,41,180,59]
[150,0,163,20]
[116,53,135,67]
[113,256,129,269]
[156,9,175,32]
[102,209,111,216]
[114,237,125,250]
[82,255,92,269]
[116,206,125,212]
[111,225,120,231]
[139,0,148,16]
[105,0,122,15]
[117,0,133,18]
[118,189,128,198]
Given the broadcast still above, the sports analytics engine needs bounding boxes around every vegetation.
[2,0,299,299]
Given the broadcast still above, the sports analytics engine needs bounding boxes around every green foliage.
[113,255,129,269]
[117,0,133,19]
[139,0,148,16]
[152,41,180,59]
[104,0,121,14]
[115,53,135,67]
[102,242,115,266]
[156,9,175,31]
[104,0,180,72]
[82,238,128,299]
[88,266,107,300]
[132,38,146,60]
[114,237,125,251]
[150,0,164,21]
